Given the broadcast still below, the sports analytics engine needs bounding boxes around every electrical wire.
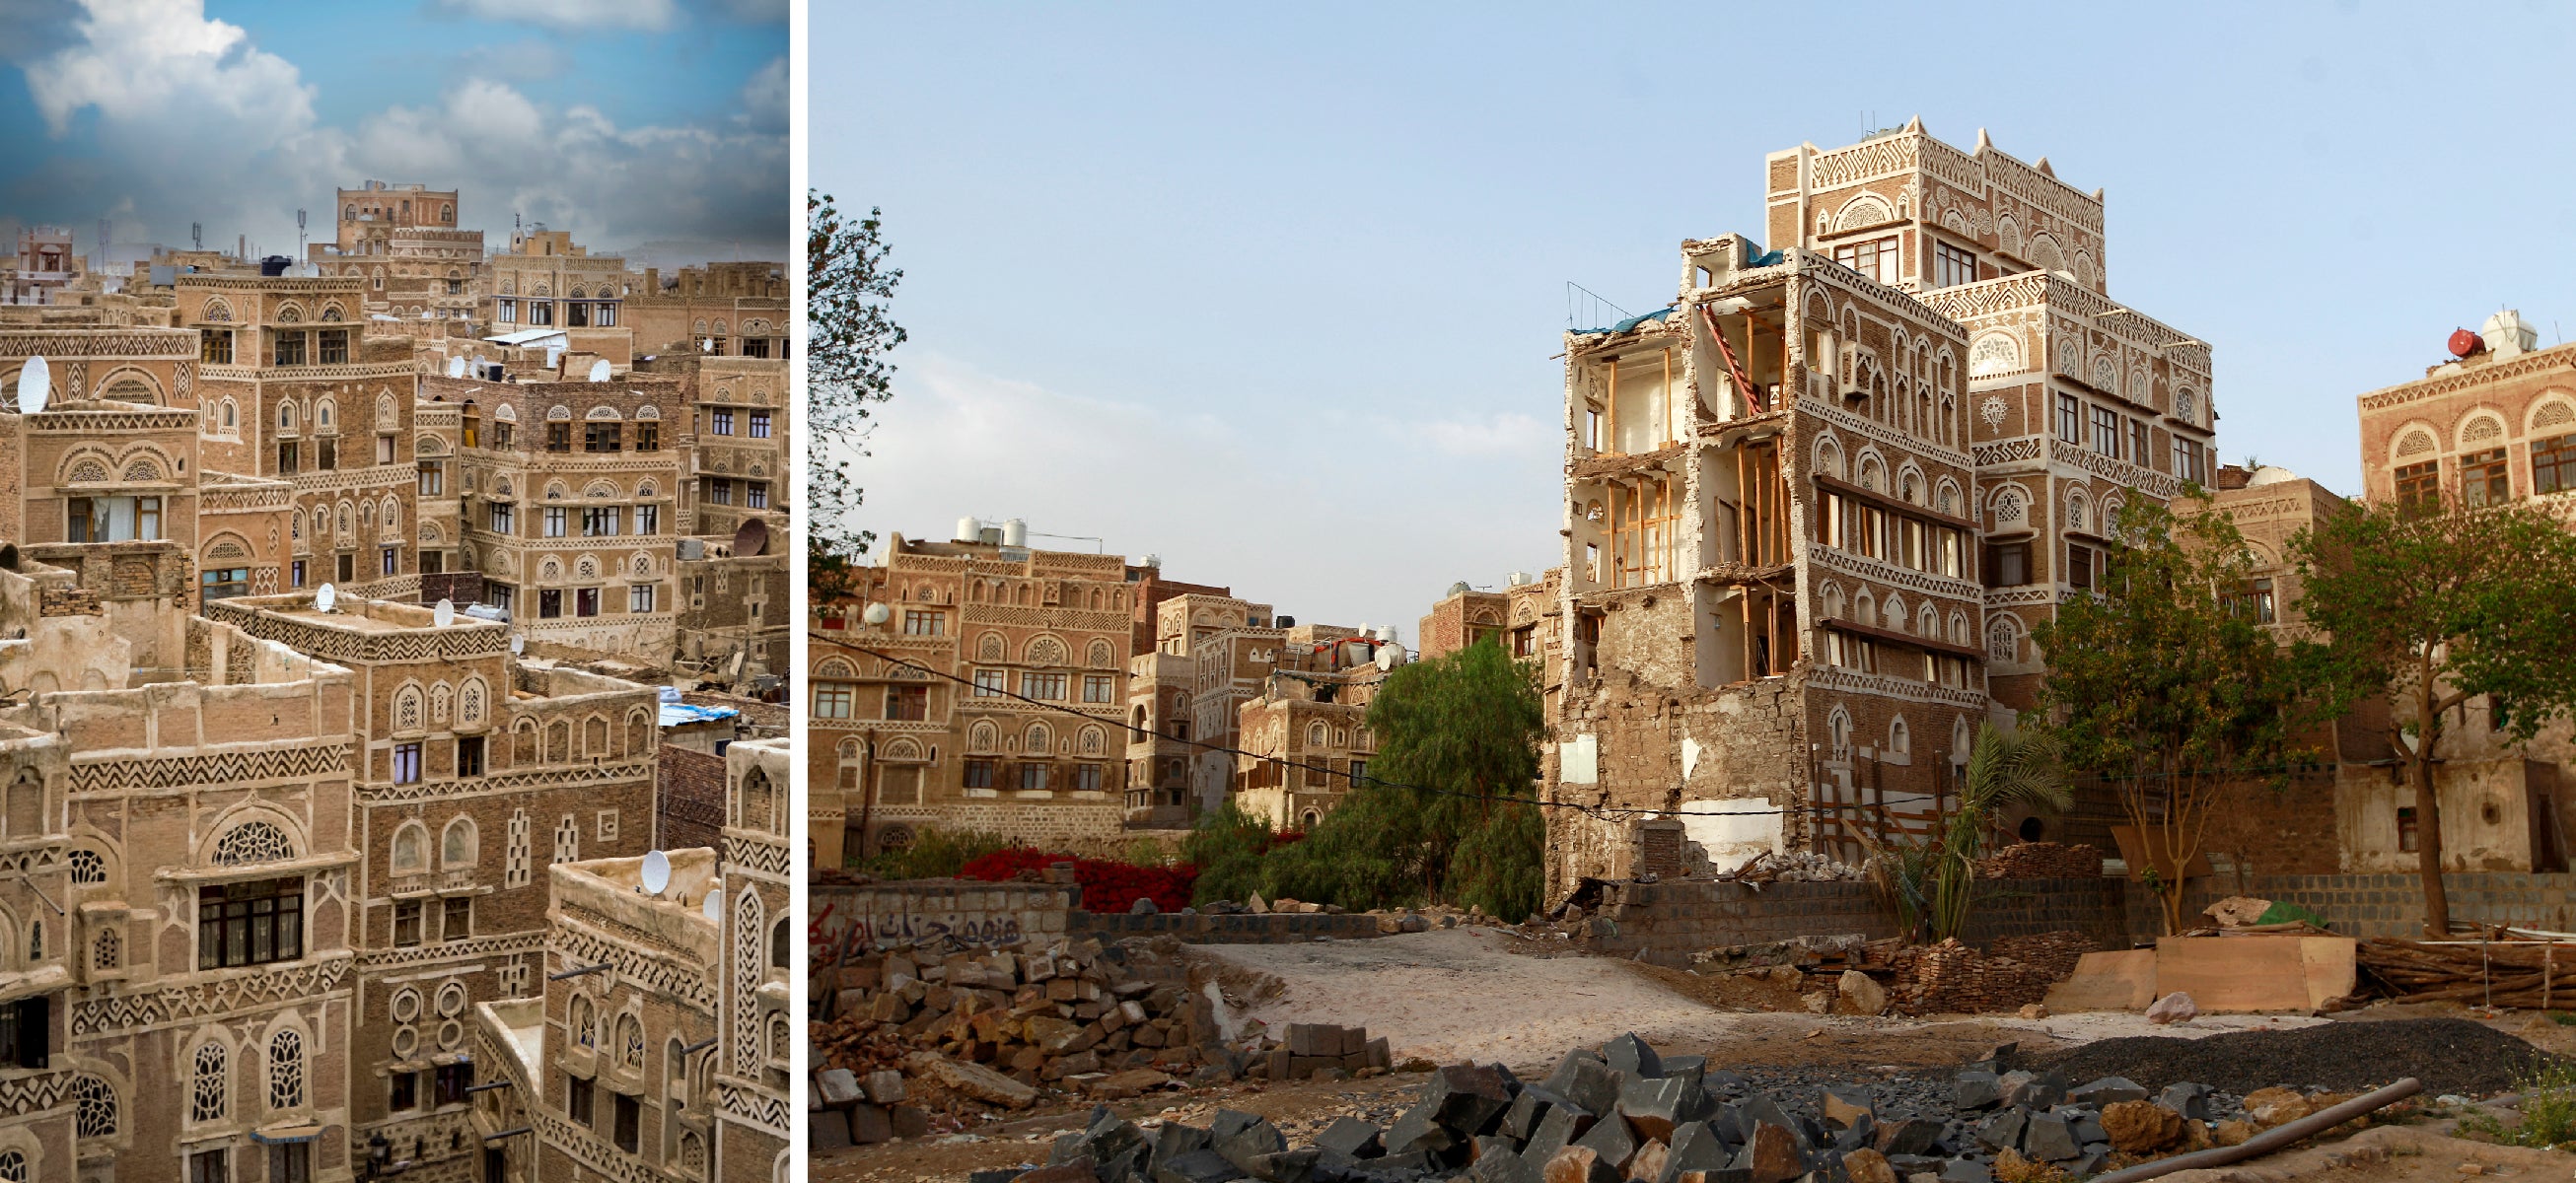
[821,637,1802,821]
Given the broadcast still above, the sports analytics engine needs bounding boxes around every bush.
[956,847,1198,914]
[849,826,1011,880]
[1181,801,1302,907]
[2460,1060,2576,1149]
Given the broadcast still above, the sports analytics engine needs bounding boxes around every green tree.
[807,191,904,562]
[2291,493,2576,936]
[1932,723,2069,940]
[1224,638,1548,919]
[2034,499,2308,935]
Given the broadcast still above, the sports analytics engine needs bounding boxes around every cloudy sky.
[0,0,786,266]
[817,0,2576,641]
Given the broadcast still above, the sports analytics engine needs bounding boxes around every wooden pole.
[1605,362,1619,456]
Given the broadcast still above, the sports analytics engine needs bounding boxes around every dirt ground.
[811,931,2576,1181]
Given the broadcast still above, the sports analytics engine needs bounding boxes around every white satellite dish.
[701,886,724,923]
[509,635,525,655]
[639,849,671,895]
[1376,645,1399,672]
[587,359,610,383]
[433,598,455,628]
[314,583,337,613]
[446,356,466,379]
[861,603,891,627]
[17,356,49,415]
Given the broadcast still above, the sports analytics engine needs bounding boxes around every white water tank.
[1137,553,1161,570]
[1001,519,1028,547]
[955,516,982,543]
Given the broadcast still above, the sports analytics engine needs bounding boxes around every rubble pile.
[1682,932,2094,1017]
[810,935,1236,1147]
[954,1032,2376,1183]
[1730,850,1871,883]
[1973,843,2105,880]
[1887,933,2095,1015]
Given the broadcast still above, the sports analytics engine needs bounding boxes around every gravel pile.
[2033,1017,2554,1096]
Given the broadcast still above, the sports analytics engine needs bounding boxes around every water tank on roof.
[1000,519,1027,547]
[1447,581,1471,597]
[956,516,982,543]
[1508,571,1534,587]
[2482,310,2539,358]
[1376,626,1398,644]
[258,255,291,277]
[1137,553,1161,570]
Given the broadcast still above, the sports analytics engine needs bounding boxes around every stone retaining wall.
[1069,910,1388,943]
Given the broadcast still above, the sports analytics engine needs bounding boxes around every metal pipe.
[2089,1077,2422,1183]
[547,963,609,981]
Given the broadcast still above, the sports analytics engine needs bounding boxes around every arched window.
[1889,717,1911,757]
[0,1150,23,1183]
[191,1042,229,1122]
[442,818,476,869]
[213,819,294,866]
[392,824,426,871]
[3,774,38,840]
[770,917,790,970]
[268,1029,305,1109]
[618,1013,645,1069]
[571,996,596,1047]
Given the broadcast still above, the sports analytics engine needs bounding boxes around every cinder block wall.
[2135,871,2576,939]
[808,878,1397,967]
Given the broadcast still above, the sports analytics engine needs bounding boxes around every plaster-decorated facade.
[812,529,1133,867]
[1546,123,2217,894]
[178,275,424,601]
[428,375,683,666]
[471,736,787,1183]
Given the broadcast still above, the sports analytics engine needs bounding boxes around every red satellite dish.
[731,517,769,558]
[2449,328,2485,358]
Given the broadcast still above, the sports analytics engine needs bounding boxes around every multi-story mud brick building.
[1545,123,2215,894]
[179,274,426,600]
[426,373,685,666]
[481,229,633,369]
[201,592,661,1182]
[811,523,1133,867]
[471,736,790,1183]
[622,264,788,361]
[314,182,485,343]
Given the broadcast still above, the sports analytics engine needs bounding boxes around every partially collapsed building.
[1546,122,2214,895]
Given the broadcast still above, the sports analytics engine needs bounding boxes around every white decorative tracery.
[213,820,294,866]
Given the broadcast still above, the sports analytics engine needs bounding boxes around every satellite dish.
[509,635,525,655]
[314,583,337,613]
[433,598,455,628]
[731,517,769,558]
[587,359,610,383]
[640,849,671,895]
[1376,645,1399,672]
[701,887,724,923]
[861,602,891,626]
[446,356,466,379]
[17,356,49,415]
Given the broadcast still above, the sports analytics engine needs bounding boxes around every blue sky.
[0,0,787,266]
[816,0,2576,637]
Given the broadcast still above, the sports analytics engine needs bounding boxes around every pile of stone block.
[809,935,1231,1146]
[1974,842,2106,880]
[1254,1022,1391,1082]
[1885,933,2094,1015]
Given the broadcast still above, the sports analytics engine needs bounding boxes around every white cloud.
[427,0,678,33]
[27,0,314,136]
[16,1,784,260]
[738,55,787,134]
[849,355,1562,640]
[1419,411,1551,456]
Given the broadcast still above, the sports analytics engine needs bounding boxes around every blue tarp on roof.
[659,702,738,729]
[1577,307,1675,335]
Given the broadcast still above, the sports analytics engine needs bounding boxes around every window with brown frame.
[884,685,927,721]
[2395,459,2440,509]
[2538,434,2576,495]
[1831,236,1898,285]
[1933,241,1976,289]
[2462,448,2511,507]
